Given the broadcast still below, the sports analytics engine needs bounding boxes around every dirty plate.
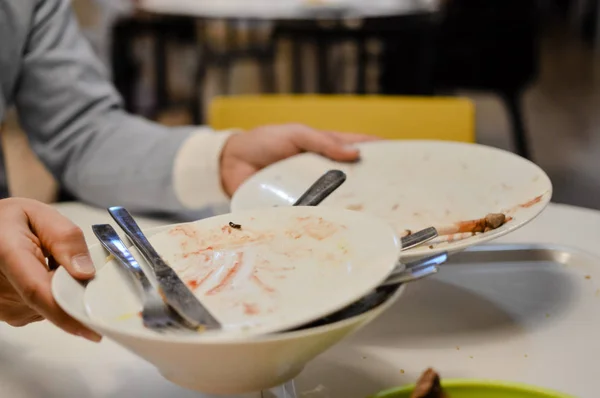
[83,206,401,339]
[231,141,552,259]
[372,379,573,398]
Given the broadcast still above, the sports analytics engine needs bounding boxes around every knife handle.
[108,206,168,272]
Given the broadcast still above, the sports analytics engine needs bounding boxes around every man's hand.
[0,198,101,342]
[219,124,378,196]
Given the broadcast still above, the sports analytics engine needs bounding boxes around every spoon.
[293,169,347,206]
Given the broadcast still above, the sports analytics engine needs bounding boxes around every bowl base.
[159,367,304,396]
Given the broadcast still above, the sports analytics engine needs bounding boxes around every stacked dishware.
[52,140,552,395]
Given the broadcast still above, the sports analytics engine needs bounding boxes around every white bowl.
[52,222,405,395]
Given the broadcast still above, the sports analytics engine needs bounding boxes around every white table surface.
[1,201,599,398]
[138,0,439,19]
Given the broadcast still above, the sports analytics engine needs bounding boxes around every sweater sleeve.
[14,0,231,215]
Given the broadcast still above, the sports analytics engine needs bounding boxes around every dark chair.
[111,15,197,118]
[111,15,276,124]
[275,1,540,159]
[189,20,277,124]
[380,0,540,159]
[437,0,539,159]
[273,13,439,95]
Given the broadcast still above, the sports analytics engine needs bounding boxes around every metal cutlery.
[92,224,193,332]
[291,252,449,332]
[293,169,346,206]
[108,206,221,331]
[99,169,438,333]
[96,170,345,333]
[380,251,447,287]
[289,169,444,304]
[400,226,438,251]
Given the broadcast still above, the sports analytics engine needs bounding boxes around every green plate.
[371,380,575,398]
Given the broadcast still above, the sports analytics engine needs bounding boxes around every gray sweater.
[0,0,230,215]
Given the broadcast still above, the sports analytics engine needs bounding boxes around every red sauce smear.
[169,226,198,240]
[520,194,543,208]
[187,269,215,291]
[243,303,260,315]
[251,274,275,293]
[221,225,233,234]
[206,253,244,296]
[182,246,213,259]
[455,218,488,234]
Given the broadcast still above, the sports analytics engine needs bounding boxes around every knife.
[108,206,221,330]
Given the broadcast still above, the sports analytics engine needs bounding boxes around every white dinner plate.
[83,206,401,339]
[231,140,552,259]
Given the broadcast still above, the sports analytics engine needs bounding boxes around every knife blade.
[108,206,221,330]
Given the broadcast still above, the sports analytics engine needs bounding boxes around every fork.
[92,224,195,332]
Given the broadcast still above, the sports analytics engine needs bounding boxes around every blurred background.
[2,0,599,209]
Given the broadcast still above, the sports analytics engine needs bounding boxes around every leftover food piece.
[401,229,413,238]
[228,222,242,229]
[456,213,506,234]
[346,204,364,211]
[410,368,449,398]
[440,213,508,236]
[485,213,506,229]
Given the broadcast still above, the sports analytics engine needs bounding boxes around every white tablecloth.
[0,202,599,397]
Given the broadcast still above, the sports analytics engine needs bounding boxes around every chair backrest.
[208,95,475,142]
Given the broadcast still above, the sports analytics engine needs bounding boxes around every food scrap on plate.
[228,222,242,230]
[410,369,449,398]
[441,212,508,235]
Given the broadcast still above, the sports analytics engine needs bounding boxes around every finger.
[0,290,27,305]
[23,201,95,280]
[2,249,102,342]
[23,314,45,325]
[325,131,382,143]
[290,126,361,162]
[0,304,38,326]
[4,311,44,327]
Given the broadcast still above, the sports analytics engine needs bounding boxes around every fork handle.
[92,224,154,292]
[108,206,170,273]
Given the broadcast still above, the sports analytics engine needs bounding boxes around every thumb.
[24,201,95,280]
[290,126,360,162]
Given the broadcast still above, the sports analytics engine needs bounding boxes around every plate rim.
[53,206,404,343]
[231,140,553,258]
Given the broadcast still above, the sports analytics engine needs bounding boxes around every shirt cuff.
[172,129,238,209]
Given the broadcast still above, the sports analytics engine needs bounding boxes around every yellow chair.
[208,95,475,142]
